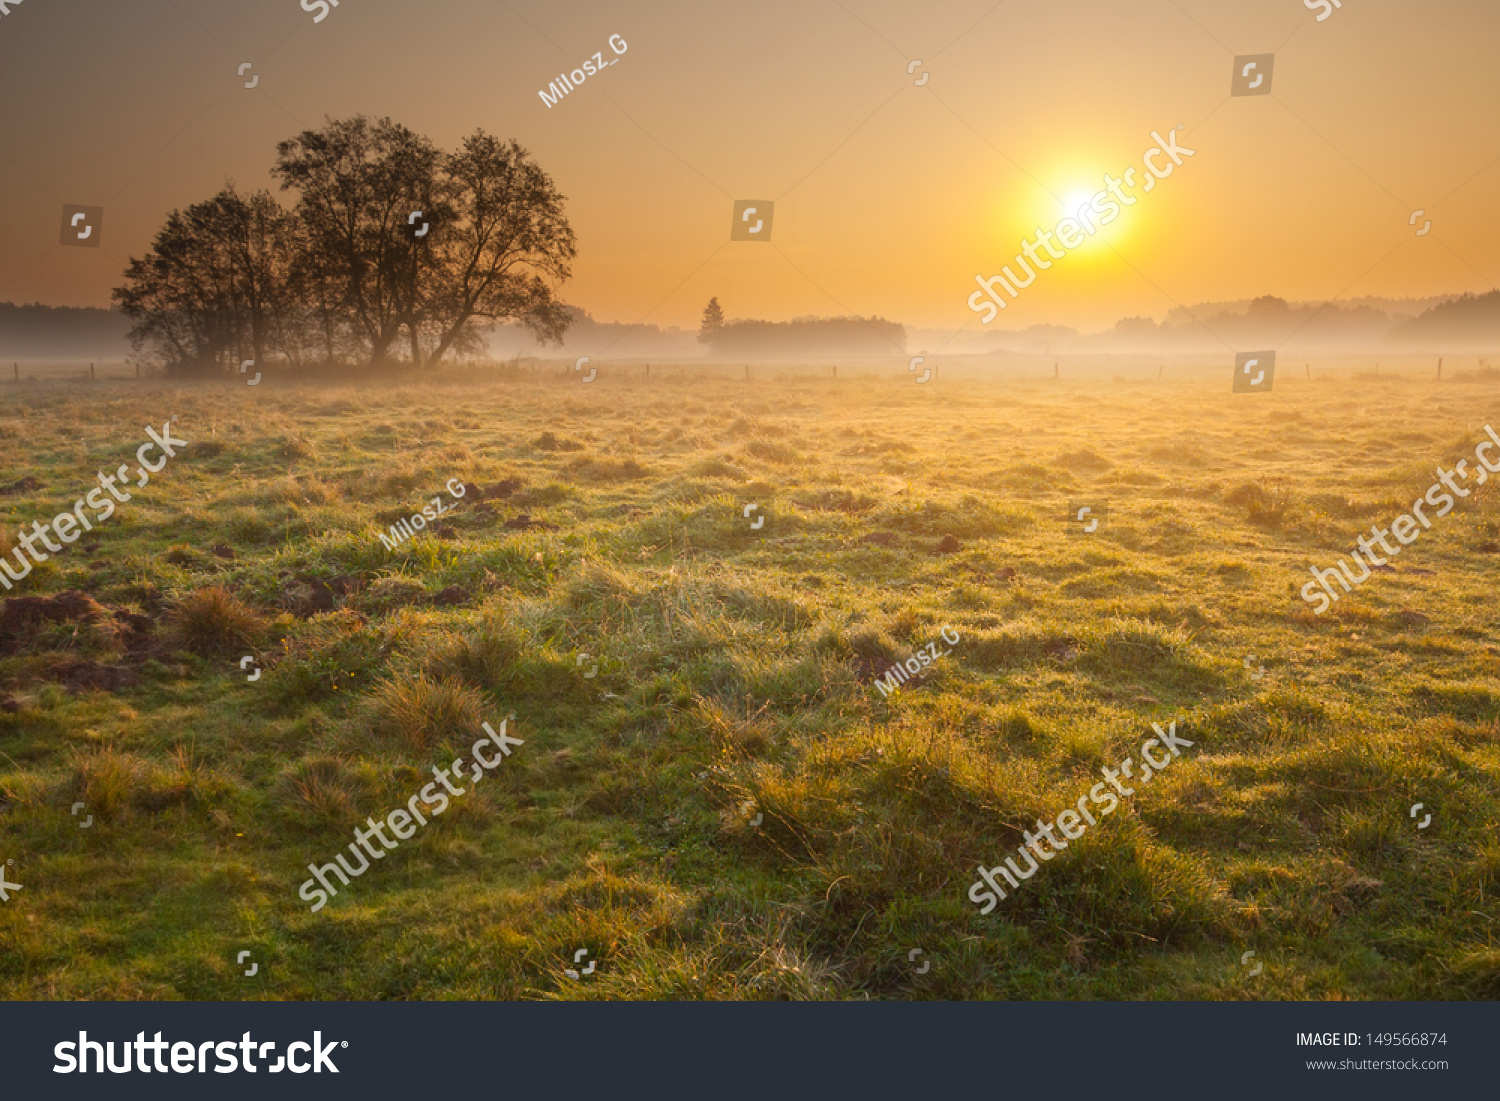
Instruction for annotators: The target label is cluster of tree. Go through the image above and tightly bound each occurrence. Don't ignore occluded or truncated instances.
[487,304,698,359]
[696,298,906,359]
[113,117,577,374]
[1388,290,1500,344]
[1107,295,1398,348]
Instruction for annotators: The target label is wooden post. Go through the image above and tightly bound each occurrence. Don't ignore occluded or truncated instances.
[136,363,140,379]
[1053,362,1058,379]
[745,364,750,380]
[90,362,95,379]
[1305,363,1311,380]
[12,363,16,382]
[832,365,837,379]
[1157,365,1163,381]
[646,363,650,379]
[1437,357,1443,380]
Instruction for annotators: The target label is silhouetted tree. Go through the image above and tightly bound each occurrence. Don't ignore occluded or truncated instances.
[699,297,723,344]
[114,186,298,374]
[273,116,446,368]
[116,116,576,373]
[422,133,576,369]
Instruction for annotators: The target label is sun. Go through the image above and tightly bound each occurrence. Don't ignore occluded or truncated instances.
[984,170,1136,275]
[1059,188,1120,244]
[1047,182,1134,265]
[1062,190,1099,220]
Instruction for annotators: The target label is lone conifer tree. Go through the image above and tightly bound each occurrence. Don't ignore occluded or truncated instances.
[699,297,724,345]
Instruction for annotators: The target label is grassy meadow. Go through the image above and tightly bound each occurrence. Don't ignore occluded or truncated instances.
[1,365,1498,1000]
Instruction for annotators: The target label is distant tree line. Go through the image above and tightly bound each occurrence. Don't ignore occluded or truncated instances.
[1388,290,1500,344]
[0,302,130,357]
[113,116,577,374]
[696,297,906,359]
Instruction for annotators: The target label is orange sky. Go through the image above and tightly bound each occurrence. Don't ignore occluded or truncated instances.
[1,0,1497,333]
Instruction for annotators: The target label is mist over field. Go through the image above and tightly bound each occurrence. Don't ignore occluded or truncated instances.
[5,290,1499,368]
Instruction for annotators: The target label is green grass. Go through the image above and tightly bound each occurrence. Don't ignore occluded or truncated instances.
[1,368,1498,1000]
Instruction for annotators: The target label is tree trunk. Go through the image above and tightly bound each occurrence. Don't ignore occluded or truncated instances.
[426,307,476,371]
[367,322,402,368]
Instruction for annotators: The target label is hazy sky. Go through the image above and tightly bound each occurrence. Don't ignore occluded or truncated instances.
[1,0,1497,333]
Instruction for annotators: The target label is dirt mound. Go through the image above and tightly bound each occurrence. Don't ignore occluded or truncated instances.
[0,590,159,659]
[1044,638,1079,663]
[310,576,358,612]
[504,514,560,532]
[482,479,522,499]
[1,591,109,635]
[53,660,139,692]
[111,609,155,654]
[432,584,470,607]
[282,575,360,617]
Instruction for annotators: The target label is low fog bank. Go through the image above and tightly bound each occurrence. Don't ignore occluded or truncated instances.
[6,291,1500,366]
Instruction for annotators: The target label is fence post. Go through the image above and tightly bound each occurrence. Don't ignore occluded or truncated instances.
[90,362,95,379]
[1437,357,1443,380]
[12,363,16,382]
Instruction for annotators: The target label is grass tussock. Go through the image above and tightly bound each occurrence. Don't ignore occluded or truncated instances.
[362,672,487,753]
[167,586,268,657]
